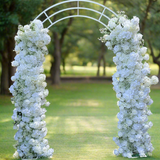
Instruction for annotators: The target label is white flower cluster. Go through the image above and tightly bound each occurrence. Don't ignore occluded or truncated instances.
[100,14,159,158]
[9,20,54,159]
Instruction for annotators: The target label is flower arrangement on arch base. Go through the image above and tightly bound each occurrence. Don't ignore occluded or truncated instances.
[99,12,159,158]
[9,20,54,159]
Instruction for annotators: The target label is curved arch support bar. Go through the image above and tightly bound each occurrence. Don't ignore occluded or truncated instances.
[35,0,118,20]
[47,15,110,30]
[42,7,111,24]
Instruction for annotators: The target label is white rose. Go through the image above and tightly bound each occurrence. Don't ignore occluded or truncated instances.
[127,153,132,158]
[42,147,48,153]
[118,148,123,153]
[108,20,116,29]
[42,46,48,53]
[23,99,30,106]
[36,41,44,47]
[143,54,149,61]
[39,74,46,81]
[27,42,33,47]
[15,45,21,52]
[19,121,25,127]
[119,16,126,24]
[140,47,147,55]
[113,45,121,53]
[147,110,152,116]
[122,43,130,52]
[129,137,134,143]
[140,152,146,157]
[143,77,151,87]
[131,16,139,25]
[103,34,110,40]
[24,25,30,30]
[118,131,123,137]
[126,119,132,126]
[11,61,19,67]
[47,148,54,156]
[40,67,44,73]
[43,139,48,145]
[33,145,42,154]
[44,89,49,97]
[45,102,50,107]
[136,134,141,139]
[105,41,112,50]
[42,28,49,34]
[148,98,153,105]
[11,76,16,81]
[13,151,19,158]
[42,82,47,88]
[14,36,19,41]
[32,19,43,30]
[132,109,137,115]
[30,85,35,90]
[116,92,121,99]
[151,76,159,85]
[113,56,118,64]
[43,34,51,45]
[113,149,119,156]
[41,115,46,119]
[137,33,143,40]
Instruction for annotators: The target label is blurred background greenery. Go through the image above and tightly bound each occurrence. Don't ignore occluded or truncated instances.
[0,0,160,95]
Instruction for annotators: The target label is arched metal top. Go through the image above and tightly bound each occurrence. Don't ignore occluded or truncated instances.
[34,0,118,29]
[48,15,108,29]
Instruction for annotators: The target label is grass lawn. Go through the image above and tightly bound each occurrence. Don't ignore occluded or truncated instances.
[0,82,160,160]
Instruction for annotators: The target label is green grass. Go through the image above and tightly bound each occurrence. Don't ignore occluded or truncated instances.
[0,83,160,160]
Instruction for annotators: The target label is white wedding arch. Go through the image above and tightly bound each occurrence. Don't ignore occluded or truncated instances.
[10,0,159,159]
[34,0,118,29]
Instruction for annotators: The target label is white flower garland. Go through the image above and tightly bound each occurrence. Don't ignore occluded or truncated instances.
[100,14,159,158]
[9,20,54,159]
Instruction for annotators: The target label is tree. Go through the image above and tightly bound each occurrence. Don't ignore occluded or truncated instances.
[61,34,80,74]
[50,17,74,84]
[0,0,42,94]
[96,0,108,76]
[146,0,160,80]
[97,43,107,76]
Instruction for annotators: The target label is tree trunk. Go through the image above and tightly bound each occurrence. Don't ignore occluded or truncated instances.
[141,0,154,35]
[157,64,160,83]
[97,43,106,76]
[95,1,106,76]
[102,43,106,76]
[8,37,16,87]
[50,17,73,84]
[102,55,106,76]
[50,32,61,85]
[0,49,9,94]
[0,37,16,94]
[97,55,102,76]
[62,57,66,74]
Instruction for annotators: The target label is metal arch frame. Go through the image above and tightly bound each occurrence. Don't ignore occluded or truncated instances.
[47,15,108,29]
[34,0,118,29]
